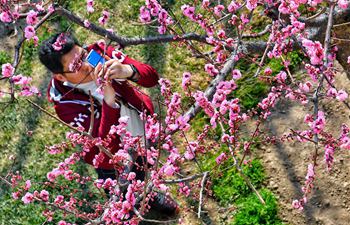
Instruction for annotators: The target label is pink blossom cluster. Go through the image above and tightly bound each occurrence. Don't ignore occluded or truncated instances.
[158,78,172,104]
[304,64,321,81]
[258,89,281,119]
[324,144,335,170]
[1,63,14,77]
[45,142,69,155]
[0,4,20,23]
[181,72,191,91]
[26,10,38,25]
[139,0,173,34]
[180,4,214,36]
[98,10,110,26]
[178,182,191,196]
[8,74,40,97]
[204,63,219,76]
[326,88,348,102]
[102,181,144,224]
[304,111,326,134]
[24,26,38,45]
[339,124,350,149]
[302,39,324,65]
[143,114,159,142]
[86,0,94,13]
[212,80,237,107]
[52,33,67,51]
[193,91,215,117]
[46,153,81,182]
[0,10,13,23]
[293,164,316,210]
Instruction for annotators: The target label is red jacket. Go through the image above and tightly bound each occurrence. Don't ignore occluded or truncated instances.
[47,42,159,169]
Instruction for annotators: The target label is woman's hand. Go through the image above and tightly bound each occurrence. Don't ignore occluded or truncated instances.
[103,59,133,80]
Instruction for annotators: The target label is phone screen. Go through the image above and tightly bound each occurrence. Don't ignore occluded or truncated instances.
[86,49,106,68]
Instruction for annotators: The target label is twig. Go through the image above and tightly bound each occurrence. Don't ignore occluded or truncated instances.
[290,129,317,144]
[88,91,95,135]
[254,39,271,77]
[198,171,208,218]
[0,176,12,186]
[163,172,207,184]
[242,25,271,39]
[304,7,327,22]
[281,55,295,83]
[333,21,350,28]
[332,37,350,42]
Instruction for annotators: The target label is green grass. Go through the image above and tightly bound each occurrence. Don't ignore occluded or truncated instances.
[233,189,284,225]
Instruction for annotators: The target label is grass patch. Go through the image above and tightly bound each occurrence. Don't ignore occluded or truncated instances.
[233,189,284,225]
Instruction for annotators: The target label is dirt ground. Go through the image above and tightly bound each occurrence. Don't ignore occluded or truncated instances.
[258,62,350,225]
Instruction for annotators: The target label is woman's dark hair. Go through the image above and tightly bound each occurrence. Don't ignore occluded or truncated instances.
[38,32,80,73]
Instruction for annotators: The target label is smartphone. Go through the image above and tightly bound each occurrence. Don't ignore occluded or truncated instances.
[86,49,106,68]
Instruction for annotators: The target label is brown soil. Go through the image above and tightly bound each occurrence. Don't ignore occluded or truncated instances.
[258,62,350,225]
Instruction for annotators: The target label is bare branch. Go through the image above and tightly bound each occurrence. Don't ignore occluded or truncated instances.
[88,91,95,135]
[163,172,207,184]
[242,25,271,39]
[197,171,208,218]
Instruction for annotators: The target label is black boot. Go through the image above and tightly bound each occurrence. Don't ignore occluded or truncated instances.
[148,192,179,216]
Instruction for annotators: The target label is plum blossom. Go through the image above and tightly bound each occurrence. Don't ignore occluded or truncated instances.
[12,74,32,85]
[182,72,191,90]
[86,0,94,13]
[193,91,215,117]
[22,192,34,204]
[214,5,225,16]
[298,81,312,93]
[25,180,31,190]
[302,39,324,65]
[276,71,287,83]
[246,0,258,11]
[181,5,196,21]
[163,164,175,176]
[232,69,242,80]
[324,145,335,170]
[52,33,66,51]
[12,192,20,200]
[24,26,36,40]
[139,6,151,23]
[336,90,348,102]
[204,63,219,76]
[292,199,304,210]
[264,67,272,75]
[98,10,110,26]
[26,10,38,25]
[48,4,55,13]
[338,0,349,9]
[216,152,227,164]
[2,63,14,77]
[84,20,91,28]
[39,190,49,202]
[0,11,12,23]
[36,4,45,12]
[327,87,337,97]
[228,1,241,12]
[202,0,210,8]
[311,111,326,134]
